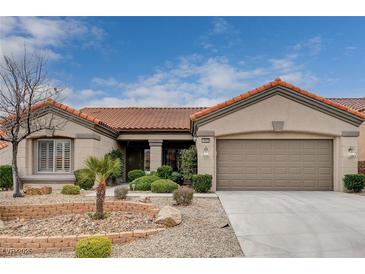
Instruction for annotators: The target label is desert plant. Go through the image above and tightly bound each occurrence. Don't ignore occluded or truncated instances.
[128,169,145,182]
[157,165,173,179]
[61,185,80,195]
[74,169,94,190]
[192,174,212,193]
[129,175,160,191]
[79,156,121,219]
[179,145,197,180]
[151,179,179,193]
[75,236,112,258]
[173,186,194,205]
[105,149,124,183]
[0,165,12,190]
[114,186,129,199]
[169,171,184,185]
[343,174,365,193]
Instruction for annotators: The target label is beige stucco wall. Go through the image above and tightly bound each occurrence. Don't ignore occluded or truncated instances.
[196,95,360,192]
[359,122,365,161]
[7,113,120,184]
[0,144,12,165]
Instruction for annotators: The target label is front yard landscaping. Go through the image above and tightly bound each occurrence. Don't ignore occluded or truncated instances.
[0,189,243,258]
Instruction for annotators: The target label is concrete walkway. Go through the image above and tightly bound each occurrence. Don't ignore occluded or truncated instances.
[86,186,217,198]
[217,191,365,257]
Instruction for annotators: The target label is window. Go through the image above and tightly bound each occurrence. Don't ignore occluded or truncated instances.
[38,139,71,173]
[144,149,150,171]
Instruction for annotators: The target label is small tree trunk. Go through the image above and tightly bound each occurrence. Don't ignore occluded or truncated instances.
[12,143,23,198]
[95,180,106,219]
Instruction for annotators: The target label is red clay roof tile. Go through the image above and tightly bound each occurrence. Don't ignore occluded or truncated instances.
[190,79,365,121]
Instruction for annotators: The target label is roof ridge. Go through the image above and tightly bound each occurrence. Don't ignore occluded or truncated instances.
[80,106,208,110]
[191,78,365,121]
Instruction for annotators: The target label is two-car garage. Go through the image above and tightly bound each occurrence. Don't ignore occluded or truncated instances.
[192,80,364,192]
[216,139,333,191]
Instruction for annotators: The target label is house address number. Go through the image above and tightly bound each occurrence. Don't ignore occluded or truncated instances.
[201,138,210,143]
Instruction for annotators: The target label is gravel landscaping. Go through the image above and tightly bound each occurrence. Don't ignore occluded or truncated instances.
[1,211,162,237]
[1,195,243,258]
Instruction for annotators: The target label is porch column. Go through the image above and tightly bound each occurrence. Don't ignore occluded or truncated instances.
[149,140,163,171]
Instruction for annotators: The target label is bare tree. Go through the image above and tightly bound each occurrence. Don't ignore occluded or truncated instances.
[0,50,62,197]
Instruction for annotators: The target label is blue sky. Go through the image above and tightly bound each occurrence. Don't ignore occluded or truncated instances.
[1,16,364,108]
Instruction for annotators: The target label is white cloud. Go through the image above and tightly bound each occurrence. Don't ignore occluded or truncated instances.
[212,18,230,34]
[0,17,104,61]
[293,36,322,55]
[78,53,318,108]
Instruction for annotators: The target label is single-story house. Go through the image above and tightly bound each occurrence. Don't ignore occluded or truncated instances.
[0,79,364,192]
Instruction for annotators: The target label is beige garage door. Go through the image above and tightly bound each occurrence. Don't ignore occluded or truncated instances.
[217,139,333,190]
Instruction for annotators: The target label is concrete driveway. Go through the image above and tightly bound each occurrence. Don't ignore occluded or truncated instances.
[217,191,365,257]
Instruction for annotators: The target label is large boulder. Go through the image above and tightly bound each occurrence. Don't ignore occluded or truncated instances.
[155,206,182,227]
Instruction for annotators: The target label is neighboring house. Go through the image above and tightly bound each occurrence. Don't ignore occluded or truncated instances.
[0,79,364,192]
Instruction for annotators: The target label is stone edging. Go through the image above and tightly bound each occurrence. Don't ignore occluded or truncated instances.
[0,228,165,255]
[0,201,160,221]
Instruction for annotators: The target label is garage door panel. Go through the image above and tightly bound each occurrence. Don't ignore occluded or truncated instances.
[217,139,333,191]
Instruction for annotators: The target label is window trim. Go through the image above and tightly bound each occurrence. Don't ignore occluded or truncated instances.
[36,139,72,174]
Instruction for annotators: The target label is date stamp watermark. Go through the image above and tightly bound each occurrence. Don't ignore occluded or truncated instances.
[0,248,33,256]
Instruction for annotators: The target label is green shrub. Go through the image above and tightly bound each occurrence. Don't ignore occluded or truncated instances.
[105,149,124,182]
[343,174,365,193]
[0,165,12,190]
[192,174,212,193]
[173,186,193,205]
[149,171,158,176]
[129,175,160,191]
[157,165,173,179]
[179,146,197,180]
[128,169,145,182]
[151,179,178,193]
[74,169,94,190]
[169,171,184,185]
[114,186,129,199]
[61,184,80,195]
[75,236,112,258]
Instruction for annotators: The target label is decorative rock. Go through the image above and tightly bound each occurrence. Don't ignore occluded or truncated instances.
[155,206,182,227]
[0,219,4,230]
[24,186,52,196]
[139,196,151,203]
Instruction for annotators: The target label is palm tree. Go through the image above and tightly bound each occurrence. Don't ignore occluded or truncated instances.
[79,155,121,219]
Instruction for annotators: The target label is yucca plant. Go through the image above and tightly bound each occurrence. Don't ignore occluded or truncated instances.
[79,155,121,219]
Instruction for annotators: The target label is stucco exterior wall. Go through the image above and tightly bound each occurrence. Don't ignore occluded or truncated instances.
[9,113,120,184]
[196,95,360,192]
[359,122,365,161]
[0,144,12,165]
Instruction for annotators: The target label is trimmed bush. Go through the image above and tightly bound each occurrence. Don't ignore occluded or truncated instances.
[74,169,94,190]
[157,165,173,179]
[343,174,365,193]
[179,146,197,180]
[61,184,80,195]
[128,169,145,182]
[0,165,12,190]
[151,179,179,193]
[149,171,158,176]
[75,236,112,258]
[169,171,184,185]
[129,175,160,191]
[114,185,129,199]
[105,149,124,183]
[173,186,194,205]
[192,174,212,193]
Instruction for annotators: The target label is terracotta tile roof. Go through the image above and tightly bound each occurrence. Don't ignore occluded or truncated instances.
[190,78,365,121]
[80,107,206,131]
[327,98,365,113]
[0,130,8,150]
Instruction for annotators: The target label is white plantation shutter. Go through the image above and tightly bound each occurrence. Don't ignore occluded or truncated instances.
[38,139,71,173]
[38,140,54,172]
[55,140,71,172]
